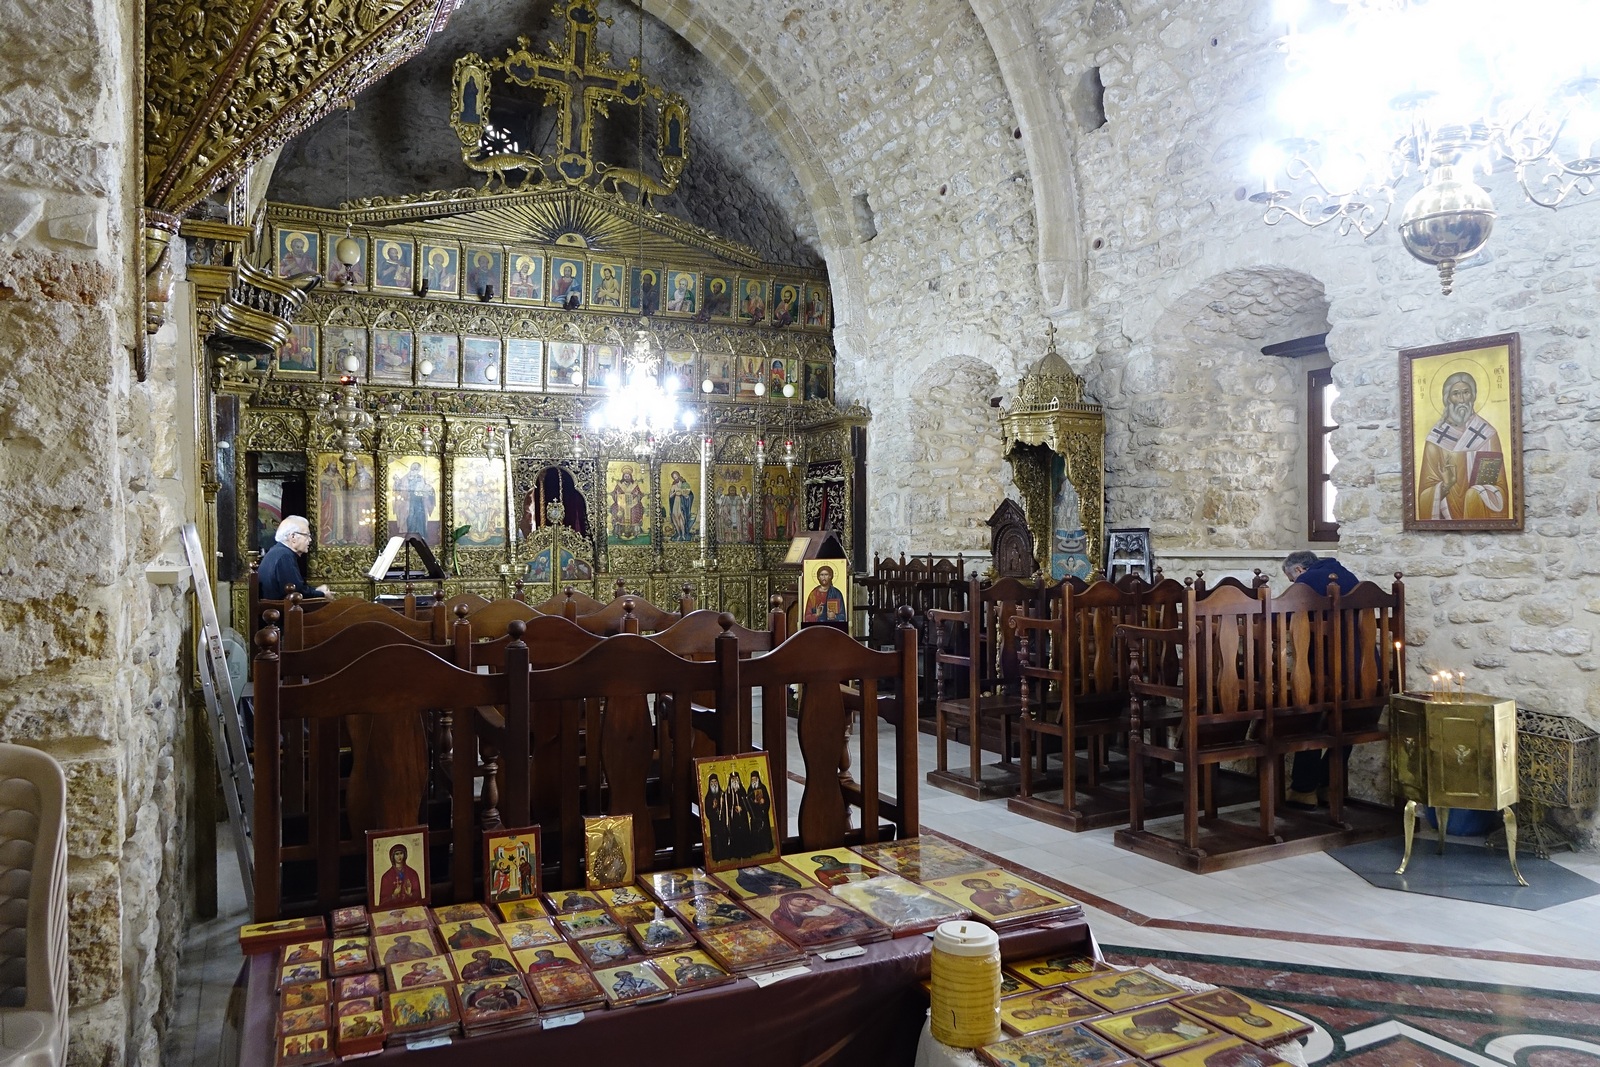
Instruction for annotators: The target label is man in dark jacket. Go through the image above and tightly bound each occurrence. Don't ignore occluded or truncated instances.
[1283,550,1359,595]
[259,516,329,601]
[1282,552,1360,807]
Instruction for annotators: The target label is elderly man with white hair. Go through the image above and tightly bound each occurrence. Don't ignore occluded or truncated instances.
[259,516,330,601]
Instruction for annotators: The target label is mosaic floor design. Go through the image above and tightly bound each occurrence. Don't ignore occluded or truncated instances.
[1103,945,1600,1066]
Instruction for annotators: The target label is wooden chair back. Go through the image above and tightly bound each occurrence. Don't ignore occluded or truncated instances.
[1332,574,1405,735]
[251,631,531,918]
[741,618,919,850]
[648,604,788,753]
[465,598,546,640]
[533,587,606,617]
[1263,581,1339,744]
[526,635,732,887]
[571,594,681,635]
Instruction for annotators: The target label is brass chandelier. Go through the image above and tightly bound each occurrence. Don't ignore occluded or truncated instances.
[1248,0,1600,294]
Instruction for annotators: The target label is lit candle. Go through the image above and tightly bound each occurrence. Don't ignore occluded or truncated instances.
[1430,673,1439,700]
[1394,640,1404,691]
[1440,671,1452,702]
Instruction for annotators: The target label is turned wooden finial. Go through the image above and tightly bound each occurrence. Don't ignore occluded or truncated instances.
[718,611,736,633]
[507,619,526,645]
[455,603,470,620]
[254,620,281,660]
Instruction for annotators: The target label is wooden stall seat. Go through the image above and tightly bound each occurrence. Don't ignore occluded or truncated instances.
[1115,583,1278,870]
[440,591,492,615]
[284,593,446,649]
[649,602,788,755]
[927,576,1037,799]
[743,618,920,849]
[1191,570,1270,596]
[1262,581,1341,817]
[1009,580,1143,830]
[463,598,546,638]
[1329,574,1405,810]
[858,552,970,729]
[251,629,531,919]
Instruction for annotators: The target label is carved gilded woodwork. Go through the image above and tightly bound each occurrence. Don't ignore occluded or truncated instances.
[1000,327,1106,577]
[144,0,460,218]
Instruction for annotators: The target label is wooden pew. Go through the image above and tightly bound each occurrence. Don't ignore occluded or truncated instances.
[744,616,920,849]
[250,627,530,919]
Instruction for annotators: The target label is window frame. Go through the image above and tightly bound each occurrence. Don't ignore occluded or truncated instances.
[1307,366,1339,543]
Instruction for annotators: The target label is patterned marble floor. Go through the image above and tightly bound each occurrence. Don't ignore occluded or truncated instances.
[163,717,1600,1067]
[1103,946,1600,1065]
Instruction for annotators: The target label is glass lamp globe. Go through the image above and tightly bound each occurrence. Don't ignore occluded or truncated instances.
[1399,165,1496,295]
[335,234,362,267]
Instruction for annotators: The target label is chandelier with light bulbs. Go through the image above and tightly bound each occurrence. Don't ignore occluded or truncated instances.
[1248,0,1600,294]
[586,324,697,455]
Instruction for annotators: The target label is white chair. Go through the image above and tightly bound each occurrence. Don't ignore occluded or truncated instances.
[0,746,66,1067]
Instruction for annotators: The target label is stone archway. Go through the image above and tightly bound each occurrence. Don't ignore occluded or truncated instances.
[1110,267,1330,549]
[870,354,1008,558]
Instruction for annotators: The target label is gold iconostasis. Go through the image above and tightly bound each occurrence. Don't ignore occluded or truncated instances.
[222,185,863,628]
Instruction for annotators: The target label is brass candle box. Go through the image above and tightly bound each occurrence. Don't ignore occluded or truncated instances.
[1390,691,1525,886]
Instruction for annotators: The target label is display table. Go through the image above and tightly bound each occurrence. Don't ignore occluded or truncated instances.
[234,917,1092,1067]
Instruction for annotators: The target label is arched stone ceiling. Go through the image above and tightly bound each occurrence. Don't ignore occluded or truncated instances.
[267,0,823,267]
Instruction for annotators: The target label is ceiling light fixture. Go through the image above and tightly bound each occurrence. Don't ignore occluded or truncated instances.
[1248,0,1600,294]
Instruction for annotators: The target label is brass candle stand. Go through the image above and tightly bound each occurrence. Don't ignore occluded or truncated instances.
[1390,690,1525,886]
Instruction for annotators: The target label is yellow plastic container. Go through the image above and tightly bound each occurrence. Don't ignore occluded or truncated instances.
[929,919,1000,1048]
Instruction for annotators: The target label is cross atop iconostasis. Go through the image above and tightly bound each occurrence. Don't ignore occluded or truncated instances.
[450,0,691,203]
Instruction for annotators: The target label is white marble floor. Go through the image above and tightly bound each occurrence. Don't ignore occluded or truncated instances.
[892,729,1600,996]
[163,715,1600,1067]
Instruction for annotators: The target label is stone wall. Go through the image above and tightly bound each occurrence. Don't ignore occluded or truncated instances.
[1105,267,1330,550]
[643,0,1048,559]
[0,0,192,1058]
[1028,0,1600,832]
[871,355,1011,556]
